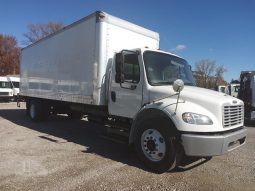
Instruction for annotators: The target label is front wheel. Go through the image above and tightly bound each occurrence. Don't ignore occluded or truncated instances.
[134,119,180,173]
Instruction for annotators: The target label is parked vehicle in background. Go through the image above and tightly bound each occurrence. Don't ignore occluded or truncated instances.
[7,76,20,100]
[228,83,240,98]
[19,11,247,172]
[238,71,255,121]
[0,76,13,102]
[216,85,228,94]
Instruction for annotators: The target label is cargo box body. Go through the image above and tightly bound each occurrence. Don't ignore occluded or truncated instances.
[20,11,159,106]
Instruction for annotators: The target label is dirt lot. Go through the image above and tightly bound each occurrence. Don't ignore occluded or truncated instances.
[0,102,255,191]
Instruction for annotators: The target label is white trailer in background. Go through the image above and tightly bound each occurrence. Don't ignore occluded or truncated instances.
[20,11,247,172]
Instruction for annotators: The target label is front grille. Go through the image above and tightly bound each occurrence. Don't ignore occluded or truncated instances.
[0,92,9,96]
[223,105,244,128]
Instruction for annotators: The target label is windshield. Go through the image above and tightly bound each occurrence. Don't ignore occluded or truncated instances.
[0,81,11,88]
[143,51,195,86]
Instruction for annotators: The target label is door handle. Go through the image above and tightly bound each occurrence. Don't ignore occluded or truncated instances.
[130,85,137,90]
[111,91,116,102]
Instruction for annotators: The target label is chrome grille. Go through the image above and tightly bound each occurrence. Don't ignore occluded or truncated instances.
[223,105,243,128]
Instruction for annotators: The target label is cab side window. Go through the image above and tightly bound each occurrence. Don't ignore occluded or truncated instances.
[123,53,140,83]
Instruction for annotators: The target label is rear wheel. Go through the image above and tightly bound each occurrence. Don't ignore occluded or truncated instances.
[28,99,49,122]
[134,119,181,173]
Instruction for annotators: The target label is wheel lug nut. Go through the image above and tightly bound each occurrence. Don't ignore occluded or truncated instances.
[159,137,164,143]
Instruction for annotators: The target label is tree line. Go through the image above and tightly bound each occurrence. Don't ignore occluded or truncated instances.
[194,59,227,89]
[0,21,227,89]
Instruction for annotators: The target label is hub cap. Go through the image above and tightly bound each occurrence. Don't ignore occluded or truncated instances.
[141,129,166,162]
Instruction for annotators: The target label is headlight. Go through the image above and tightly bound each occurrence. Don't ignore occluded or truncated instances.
[182,112,213,125]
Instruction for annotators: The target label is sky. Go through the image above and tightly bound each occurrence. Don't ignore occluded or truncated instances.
[1,0,254,82]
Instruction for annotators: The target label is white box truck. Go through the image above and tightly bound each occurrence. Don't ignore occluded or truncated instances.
[0,76,13,101]
[20,11,247,172]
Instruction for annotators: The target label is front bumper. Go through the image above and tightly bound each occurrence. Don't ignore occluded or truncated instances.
[181,127,247,156]
[0,96,12,100]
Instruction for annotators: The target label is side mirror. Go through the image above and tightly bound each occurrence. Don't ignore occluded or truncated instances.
[173,79,184,92]
[115,73,125,84]
[173,79,184,113]
[115,53,124,83]
[115,50,139,89]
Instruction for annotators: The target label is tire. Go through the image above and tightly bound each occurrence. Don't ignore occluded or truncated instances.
[134,118,181,173]
[28,99,49,122]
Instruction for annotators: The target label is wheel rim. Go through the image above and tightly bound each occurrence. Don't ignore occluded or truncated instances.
[30,104,36,119]
[141,129,166,162]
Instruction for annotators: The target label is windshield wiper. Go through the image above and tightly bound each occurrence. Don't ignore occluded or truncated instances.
[184,82,194,86]
[151,81,173,85]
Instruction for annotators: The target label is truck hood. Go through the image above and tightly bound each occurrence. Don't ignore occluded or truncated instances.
[179,86,240,106]
[147,85,244,132]
[148,85,240,106]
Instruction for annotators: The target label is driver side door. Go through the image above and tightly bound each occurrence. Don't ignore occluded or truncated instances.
[108,51,143,118]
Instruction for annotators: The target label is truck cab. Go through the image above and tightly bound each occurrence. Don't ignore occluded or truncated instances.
[217,85,228,94]
[7,76,20,100]
[0,76,13,101]
[109,48,247,172]
[228,83,240,98]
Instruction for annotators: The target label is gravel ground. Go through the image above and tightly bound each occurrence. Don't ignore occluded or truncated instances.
[0,102,255,191]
